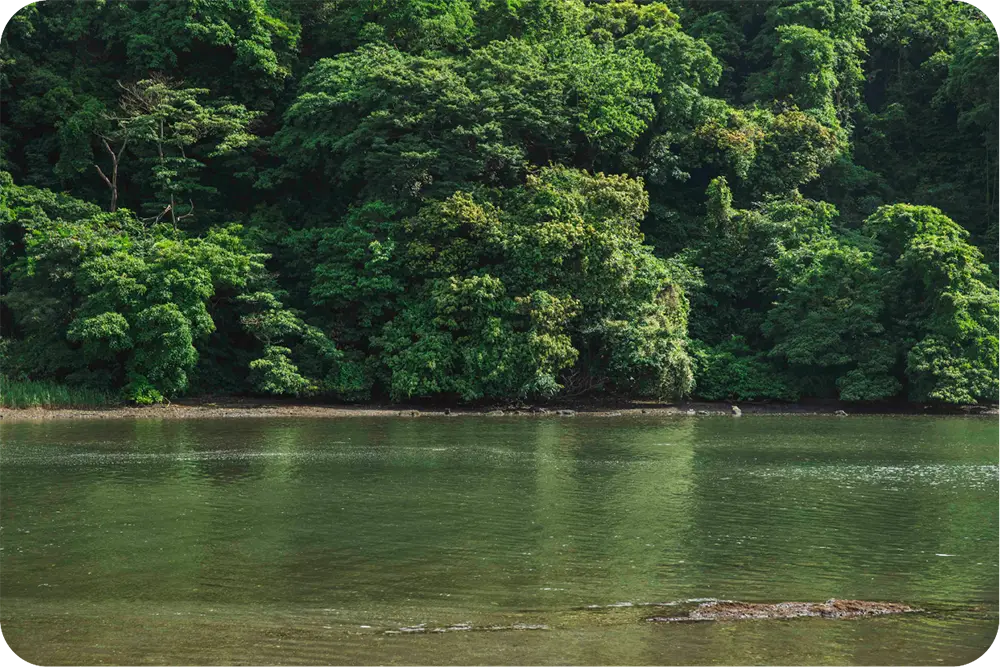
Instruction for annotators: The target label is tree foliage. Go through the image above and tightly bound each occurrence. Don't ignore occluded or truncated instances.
[1,0,996,405]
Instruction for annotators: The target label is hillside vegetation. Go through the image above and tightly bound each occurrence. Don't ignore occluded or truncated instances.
[1,0,996,405]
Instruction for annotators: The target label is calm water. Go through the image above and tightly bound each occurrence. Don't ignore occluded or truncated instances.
[1,415,997,665]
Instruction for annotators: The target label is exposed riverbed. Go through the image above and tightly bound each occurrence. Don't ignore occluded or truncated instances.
[3,397,996,422]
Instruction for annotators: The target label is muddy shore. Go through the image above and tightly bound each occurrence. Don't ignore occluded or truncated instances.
[1,396,996,422]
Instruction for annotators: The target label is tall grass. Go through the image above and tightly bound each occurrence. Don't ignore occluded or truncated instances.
[0,377,114,408]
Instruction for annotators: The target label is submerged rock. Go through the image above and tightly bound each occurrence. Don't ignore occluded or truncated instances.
[398,624,427,633]
[647,599,917,622]
[386,622,547,635]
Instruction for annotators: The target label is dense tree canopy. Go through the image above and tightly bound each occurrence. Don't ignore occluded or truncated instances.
[2,0,996,405]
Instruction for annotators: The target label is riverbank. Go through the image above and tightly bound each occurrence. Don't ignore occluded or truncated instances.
[1,396,996,421]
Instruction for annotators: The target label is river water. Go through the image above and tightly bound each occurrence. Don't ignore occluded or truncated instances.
[1,415,996,664]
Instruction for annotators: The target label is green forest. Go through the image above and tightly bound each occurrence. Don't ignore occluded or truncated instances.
[1,0,997,407]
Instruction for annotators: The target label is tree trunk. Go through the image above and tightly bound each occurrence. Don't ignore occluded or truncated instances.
[94,136,125,212]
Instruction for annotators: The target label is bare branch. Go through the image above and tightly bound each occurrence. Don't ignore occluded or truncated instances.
[175,199,195,222]
[101,136,127,163]
[558,369,607,398]
[94,164,112,189]
[94,135,125,212]
[143,203,172,225]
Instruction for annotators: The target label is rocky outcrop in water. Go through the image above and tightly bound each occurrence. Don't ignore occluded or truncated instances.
[647,599,917,622]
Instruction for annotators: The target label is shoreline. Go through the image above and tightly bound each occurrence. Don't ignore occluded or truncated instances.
[1,397,996,422]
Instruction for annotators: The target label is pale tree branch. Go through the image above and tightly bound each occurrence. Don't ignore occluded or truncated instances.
[143,203,172,225]
[95,132,128,212]
[94,164,112,189]
[175,199,195,222]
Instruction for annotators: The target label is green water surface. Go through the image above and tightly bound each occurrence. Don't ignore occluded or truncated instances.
[1,415,997,665]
